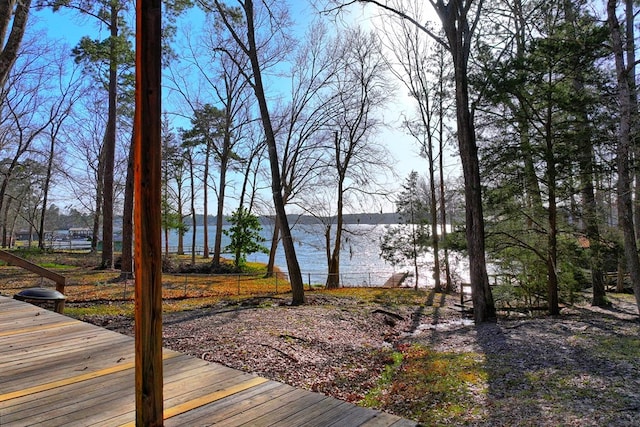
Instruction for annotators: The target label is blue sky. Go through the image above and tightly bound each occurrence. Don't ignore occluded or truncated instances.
[30,1,458,214]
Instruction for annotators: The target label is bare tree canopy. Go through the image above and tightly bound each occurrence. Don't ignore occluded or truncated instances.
[0,0,32,89]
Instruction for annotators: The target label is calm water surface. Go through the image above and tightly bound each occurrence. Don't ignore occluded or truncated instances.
[165,223,417,286]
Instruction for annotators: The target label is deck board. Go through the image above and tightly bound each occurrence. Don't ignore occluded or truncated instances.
[0,296,418,426]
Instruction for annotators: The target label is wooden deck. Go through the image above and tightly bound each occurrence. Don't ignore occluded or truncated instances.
[0,296,417,426]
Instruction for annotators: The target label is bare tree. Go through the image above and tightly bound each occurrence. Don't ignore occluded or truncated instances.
[38,55,85,250]
[167,21,255,266]
[202,0,306,304]
[60,90,108,252]
[43,0,135,268]
[320,26,393,289]
[382,4,454,291]
[265,20,337,277]
[0,35,61,246]
[334,0,496,322]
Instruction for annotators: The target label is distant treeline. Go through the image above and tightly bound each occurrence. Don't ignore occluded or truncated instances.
[194,212,404,226]
[37,210,404,233]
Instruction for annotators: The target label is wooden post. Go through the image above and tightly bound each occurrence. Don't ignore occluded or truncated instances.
[134,0,163,425]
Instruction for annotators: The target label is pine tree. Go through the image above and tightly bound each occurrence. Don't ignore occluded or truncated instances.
[380,171,430,290]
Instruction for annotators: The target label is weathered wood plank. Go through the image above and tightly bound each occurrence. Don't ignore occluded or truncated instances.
[0,327,133,372]
[265,393,346,426]
[210,387,311,427]
[6,353,196,426]
[360,411,417,426]
[1,367,134,424]
[0,338,134,389]
[0,321,121,349]
[388,418,422,426]
[234,389,329,427]
[325,404,383,426]
[0,296,418,426]
[384,272,409,288]
[0,320,77,339]
[0,303,51,316]
[0,308,70,325]
[163,381,288,426]
[8,353,196,427]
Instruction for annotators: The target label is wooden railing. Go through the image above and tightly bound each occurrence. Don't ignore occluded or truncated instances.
[0,250,66,294]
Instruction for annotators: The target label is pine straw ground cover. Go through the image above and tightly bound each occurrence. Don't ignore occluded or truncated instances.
[1,252,639,426]
[79,290,638,426]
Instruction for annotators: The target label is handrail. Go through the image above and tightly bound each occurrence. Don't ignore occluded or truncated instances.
[0,250,66,294]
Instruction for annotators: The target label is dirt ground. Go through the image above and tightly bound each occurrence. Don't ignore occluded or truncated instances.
[79,291,640,426]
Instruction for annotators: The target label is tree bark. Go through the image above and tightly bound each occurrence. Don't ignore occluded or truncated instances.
[101,3,119,269]
[38,129,56,250]
[545,95,559,316]
[202,144,210,259]
[608,0,640,313]
[326,184,344,289]
[437,1,495,322]
[266,219,280,277]
[188,150,197,265]
[240,0,305,304]
[119,131,135,280]
[562,0,606,307]
[437,52,453,293]
[0,0,31,89]
[212,145,230,268]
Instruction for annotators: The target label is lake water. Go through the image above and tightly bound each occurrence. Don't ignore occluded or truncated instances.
[167,223,471,288]
[164,223,435,287]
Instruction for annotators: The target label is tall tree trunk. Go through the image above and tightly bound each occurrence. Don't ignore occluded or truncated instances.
[202,145,210,259]
[101,4,119,269]
[411,209,420,290]
[2,198,13,248]
[562,0,606,306]
[429,157,441,292]
[356,0,493,321]
[438,56,453,293]
[188,151,197,265]
[608,0,640,313]
[212,151,229,268]
[119,132,135,280]
[326,201,343,290]
[0,0,31,89]
[326,132,345,290]
[242,0,304,304]
[437,0,495,322]
[624,0,640,241]
[266,220,280,277]
[38,131,56,250]
[90,142,105,253]
[177,184,185,255]
[545,97,559,315]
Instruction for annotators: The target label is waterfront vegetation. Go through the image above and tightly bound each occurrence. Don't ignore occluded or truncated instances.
[1,250,639,425]
[0,249,432,317]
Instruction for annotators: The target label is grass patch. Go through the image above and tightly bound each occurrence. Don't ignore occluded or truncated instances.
[316,287,431,306]
[593,335,640,361]
[64,302,135,317]
[363,343,487,426]
[360,350,404,407]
